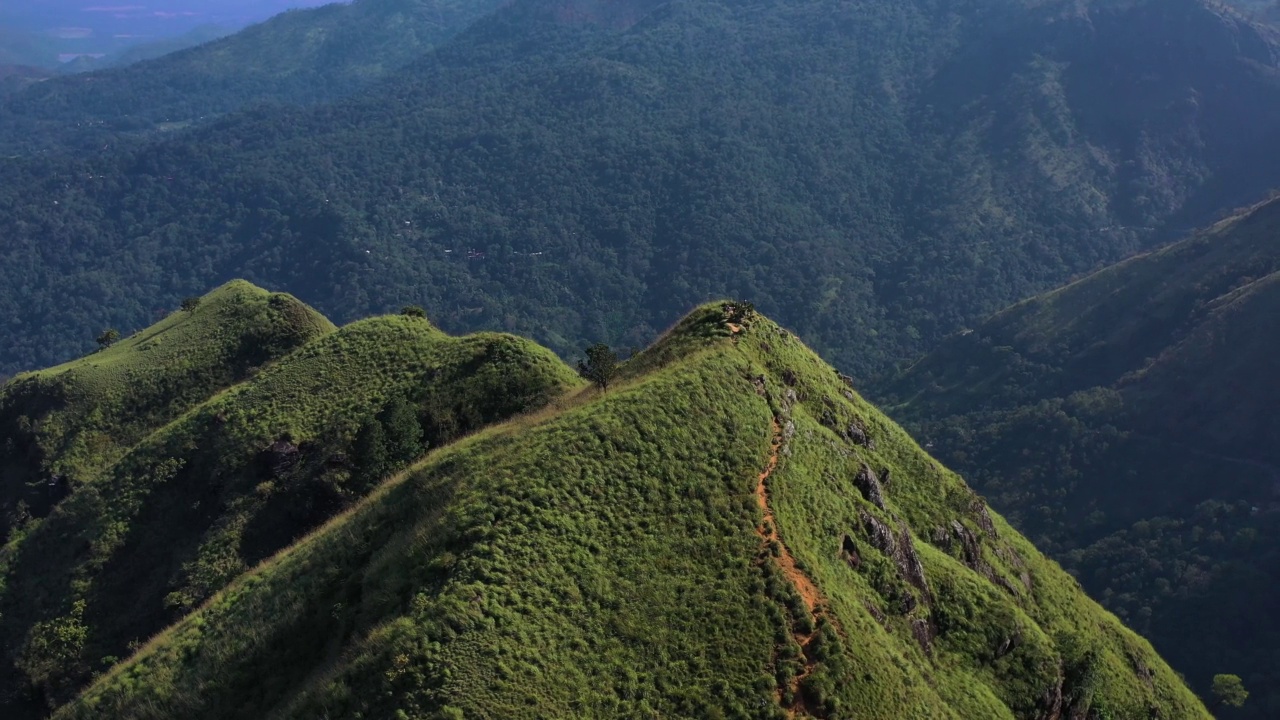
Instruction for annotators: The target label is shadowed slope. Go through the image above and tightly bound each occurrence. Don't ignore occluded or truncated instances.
[0,280,332,536]
[884,197,1280,716]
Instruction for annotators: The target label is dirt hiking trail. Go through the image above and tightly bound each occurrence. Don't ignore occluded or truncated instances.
[755,418,829,718]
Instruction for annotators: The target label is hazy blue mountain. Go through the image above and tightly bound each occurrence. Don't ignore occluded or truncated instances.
[55,26,235,74]
[0,1,332,60]
[0,0,507,153]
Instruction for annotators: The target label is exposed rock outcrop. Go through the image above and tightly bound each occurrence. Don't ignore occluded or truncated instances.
[261,439,301,478]
[853,464,886,509]
[860,511,931,600]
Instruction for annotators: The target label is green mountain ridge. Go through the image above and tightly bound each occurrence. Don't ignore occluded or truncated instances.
[0,282,1210,718]
[0,282,581,716]
[0,280,333,540]
[883,197,1280,717]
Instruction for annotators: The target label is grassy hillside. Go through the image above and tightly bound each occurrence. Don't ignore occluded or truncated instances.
[3,0,1280,381]
[0,280,332,540]
[0,284,581,717]
[53,304,1209,720]
[883,197,1280,717]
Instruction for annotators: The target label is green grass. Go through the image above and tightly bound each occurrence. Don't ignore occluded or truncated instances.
[0,279,334,485]
[0,286,581,716]
[50,303,1209,720]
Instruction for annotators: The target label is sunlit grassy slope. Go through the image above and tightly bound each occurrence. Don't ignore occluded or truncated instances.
[56,304,1209,720]
[0,282,581,717]
[0,279,333,484]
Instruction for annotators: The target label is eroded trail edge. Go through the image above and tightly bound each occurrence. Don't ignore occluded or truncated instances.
[755,417,827,717]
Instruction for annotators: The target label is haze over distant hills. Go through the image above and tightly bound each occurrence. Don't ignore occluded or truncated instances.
[0,0,509,153]
[0,0,333,66]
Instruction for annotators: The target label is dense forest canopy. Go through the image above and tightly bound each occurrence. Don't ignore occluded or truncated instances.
[0,0,509,155]
[882,198,1280,718]
[2,0,1280,382]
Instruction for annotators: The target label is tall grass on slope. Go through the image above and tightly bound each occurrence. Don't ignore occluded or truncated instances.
[0,279,333,486]
[56,305,1210,720]
[0,310,578,715]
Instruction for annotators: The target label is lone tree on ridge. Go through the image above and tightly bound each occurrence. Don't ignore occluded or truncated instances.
[1212,674,1248,709]
[578,343,619,391]
[96,328,120,349]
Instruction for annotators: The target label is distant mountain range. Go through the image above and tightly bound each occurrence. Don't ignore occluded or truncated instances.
[2,0,1280,383]
[54,25,234,75]
[0,0,509,154]
[0,1,333,65]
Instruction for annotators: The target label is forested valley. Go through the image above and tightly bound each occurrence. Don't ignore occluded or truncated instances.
[884,198,1280,717]
[3,0,1280,383]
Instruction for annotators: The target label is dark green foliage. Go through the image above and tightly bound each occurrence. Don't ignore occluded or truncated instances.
[46,302,1207,720]
[723,301,755,326]
[883,198,1280,717]
[401,305,428,319]
[94,329,118,349]
[352,417,389,487]
[353,398,425,486]
[378,398,423,466]
[0,0,510,155]
[2,0,1280,380]
[1213,674,1249,708]
[577,343,619,390]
